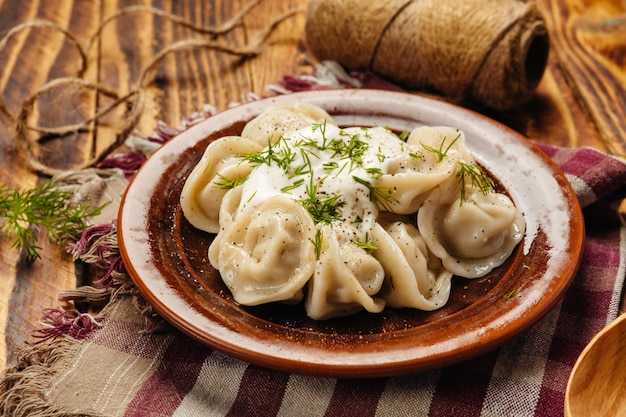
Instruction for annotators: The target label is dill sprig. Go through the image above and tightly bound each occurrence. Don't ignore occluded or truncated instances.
[352,175,397,212]
[297,180,346,224]
[280,178,305,193]
[421,133,461,162]
[310,228,323,259]
[239,136,296,173]
[213,173,248,190]
[336,131,369,168]
[0,180,108,260]
[456,161,495,203]
[354,233,377,252]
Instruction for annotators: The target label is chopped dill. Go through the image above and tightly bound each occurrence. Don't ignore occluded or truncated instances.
[421,133,461,162]
[333,132,369,170]
[310,228,323,259]
[311,120,328,145]
[297,180,345,224]
[280,178,305,193]
[239,136,296,173]
[456,161,495,203]
[376,146,387,162]
[503,289,516,301]
[323,161,339,172]
[213,173,248,190]
[354,233,377,252]
[365,167,384,179]
[246,190,257,204]
[352,175,397,212]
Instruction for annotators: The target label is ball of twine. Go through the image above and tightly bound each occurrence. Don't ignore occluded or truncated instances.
[305,0,550,110]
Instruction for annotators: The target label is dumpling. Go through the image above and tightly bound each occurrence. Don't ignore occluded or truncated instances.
[418,182,526,278]
[241,103,337,147]
[406,126,474,164]
[305,224,386,320]
[373,221,452,310]
[207,186,243,268]
[210,195,317,305]
[180,136,261,233]
[374,142,460,214]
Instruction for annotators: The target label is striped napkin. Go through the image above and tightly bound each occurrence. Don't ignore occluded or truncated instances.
[1,104,625,417]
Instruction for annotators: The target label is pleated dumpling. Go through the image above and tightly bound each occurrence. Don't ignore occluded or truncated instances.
[418,182,526,278]
[241,103,337,147]
[210,195,317,305]
[180,136,262,233]
[373,221,452,310]
[374,143,460,214]
[305,224,386,320]
[406,125,474,164]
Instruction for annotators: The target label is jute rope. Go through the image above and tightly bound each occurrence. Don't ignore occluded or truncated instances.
[305,0,550,111]
[0,0,304,176]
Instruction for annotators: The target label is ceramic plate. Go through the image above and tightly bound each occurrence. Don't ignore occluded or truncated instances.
[118,89,584,378]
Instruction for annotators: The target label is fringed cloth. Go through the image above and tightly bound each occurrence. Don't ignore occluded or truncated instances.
[1,68,625,417]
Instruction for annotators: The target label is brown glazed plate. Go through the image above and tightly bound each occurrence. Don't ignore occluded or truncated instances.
[118,89,584,378]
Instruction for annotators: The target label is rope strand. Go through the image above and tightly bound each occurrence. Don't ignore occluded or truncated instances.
[0,0,302,176]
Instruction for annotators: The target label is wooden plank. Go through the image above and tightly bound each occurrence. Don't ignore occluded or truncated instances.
[0,0,102,369]
[537,0,626,155]
[0,0,312,371]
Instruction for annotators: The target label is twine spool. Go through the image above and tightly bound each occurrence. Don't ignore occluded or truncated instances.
[305,0,550,110]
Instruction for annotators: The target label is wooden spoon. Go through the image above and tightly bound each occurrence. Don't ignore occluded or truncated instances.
[565,313,626,417]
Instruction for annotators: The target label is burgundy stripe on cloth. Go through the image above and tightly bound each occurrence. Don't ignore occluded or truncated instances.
[225,365,290,417]
[428,349,500,417]
[124,337,211,416]
[325,378,387,417]
[534,144,626,204]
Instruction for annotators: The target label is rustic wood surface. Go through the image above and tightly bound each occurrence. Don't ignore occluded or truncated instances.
[0,0,624,371]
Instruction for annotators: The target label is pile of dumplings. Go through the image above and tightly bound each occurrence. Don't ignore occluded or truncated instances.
[180,103,525,320]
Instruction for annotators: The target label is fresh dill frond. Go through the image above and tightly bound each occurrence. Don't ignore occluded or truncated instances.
[376,146,387,162]
[246,190,257,204]
[456,161,495,203]
[421,133,461,162]
[310,228,323,259]
[398,130,410,142]
[352,175,397,212]
[365,167,384,179]
[322,161,339,172]
[354,234,377,252]
[0,180,108,260]
[239,136,296,173]
[213,173,248,190]
[280,178,305,193]
[311,120,328,145]
[290,147,314,178]
[503,289,517,301]
[340,132,369,168]
[298,181,346,224]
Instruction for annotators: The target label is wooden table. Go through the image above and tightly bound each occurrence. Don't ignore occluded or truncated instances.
[0,0,624,372]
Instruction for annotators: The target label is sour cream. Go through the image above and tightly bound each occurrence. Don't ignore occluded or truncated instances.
[237,123,411,244]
